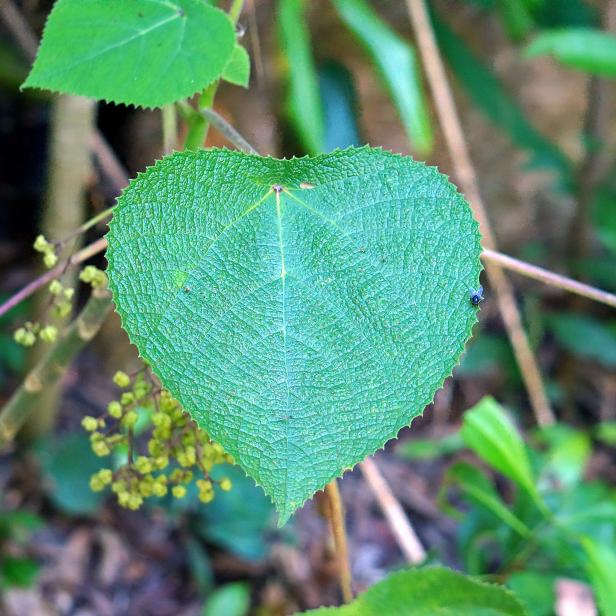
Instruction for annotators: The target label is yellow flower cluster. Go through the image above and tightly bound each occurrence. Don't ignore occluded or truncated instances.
[33,234,58,269]
[83,367,233,510]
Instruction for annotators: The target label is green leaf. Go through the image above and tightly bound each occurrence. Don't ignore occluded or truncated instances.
[222,44,250,88]
[192,464,274,561]
[333,0,433,155]
[202,582,250,616]
[22,0,236,108]
[461,397,538,502]
[526,28,616,76]
[545,313,616,367]
[396,432,464,461]
[431,11,569,179]
[301,567,528,615]
[593,174,616,254]
[596,421,616,446]
[106,147,482,523]
[35,432,106,515]
[581,538,616,616]
[447,462,531,537]
[506,572,556,616]
[278,0,324,155]
[319,61,362,152]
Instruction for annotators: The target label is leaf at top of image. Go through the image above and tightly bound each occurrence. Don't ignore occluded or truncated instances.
[301,567,527,615]
[22,0,236,108]
[106,147,482,524]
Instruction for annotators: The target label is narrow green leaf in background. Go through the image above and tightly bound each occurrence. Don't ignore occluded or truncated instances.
[431,11,569,179]
[526,28,616,77]
[447,462,531,537]
[319,61,362,152]
[334,0,433,155]
[581,538,616,616]
[278,0,324,155]
[545,313,616,367]
[222,44,251,88]
[22,0,236,108]
[106,147,482,523]
[461,397,539,502]
[302,567,528,615]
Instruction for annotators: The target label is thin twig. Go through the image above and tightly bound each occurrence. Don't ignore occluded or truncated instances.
[360,458,427,564]
[324,480,353,603]
[405,0,555,426]
[0,237,107,318]
[202,108,258,154]
[482,249,616,310]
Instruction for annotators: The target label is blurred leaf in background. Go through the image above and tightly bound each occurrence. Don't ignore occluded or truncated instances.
[35,432,106,515]
[202,582,250,616]
[334,0,433,154]
[506,571,556,616]
[526,28,616,76]
[431,10,570,180]
[319,61,362,152]
[397,432,464,461]
[545,313,616,368]
[0,509,42,588]
[582,538,616,616]
[461,397,539,501]
[190,465,275,562]
[456,333,520,384]
[278,0,324,154]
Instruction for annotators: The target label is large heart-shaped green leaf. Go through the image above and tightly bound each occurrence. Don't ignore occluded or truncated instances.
[106,147,482,522]
[22,0,235,108]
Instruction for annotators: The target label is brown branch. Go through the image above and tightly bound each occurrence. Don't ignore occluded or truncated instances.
[360,458,426,564]
[405,0,555,426]
[482,249,616,310]
[0,288,113,448]
[324,480,353,603]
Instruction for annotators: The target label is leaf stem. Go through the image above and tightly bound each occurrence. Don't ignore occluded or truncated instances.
[324,480,353,603]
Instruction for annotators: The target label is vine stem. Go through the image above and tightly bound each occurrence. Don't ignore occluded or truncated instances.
[405,0,555,427]
[324,480,353,603]
[0,288,112,448]
[482,249,616,309]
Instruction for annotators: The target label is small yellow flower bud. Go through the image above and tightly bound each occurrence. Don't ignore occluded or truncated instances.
[49,280,63,295]
[33,234,50,253]
[172,485,187,499]
[81,416,99,432]
[113,371,131,388]
[39,325,58,343]
[43,252,58,269]
[107,401,123,418]
[219,478,232,492]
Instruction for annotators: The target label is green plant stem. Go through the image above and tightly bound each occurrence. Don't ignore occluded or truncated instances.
[0,288,112,448]
[161,104,178,154]
[324,480,353,603]
[228,0,245,24]
[182,0,246,150]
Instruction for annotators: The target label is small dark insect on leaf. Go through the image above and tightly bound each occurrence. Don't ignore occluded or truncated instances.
[183,286,191,293]
[470,286,484,306]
